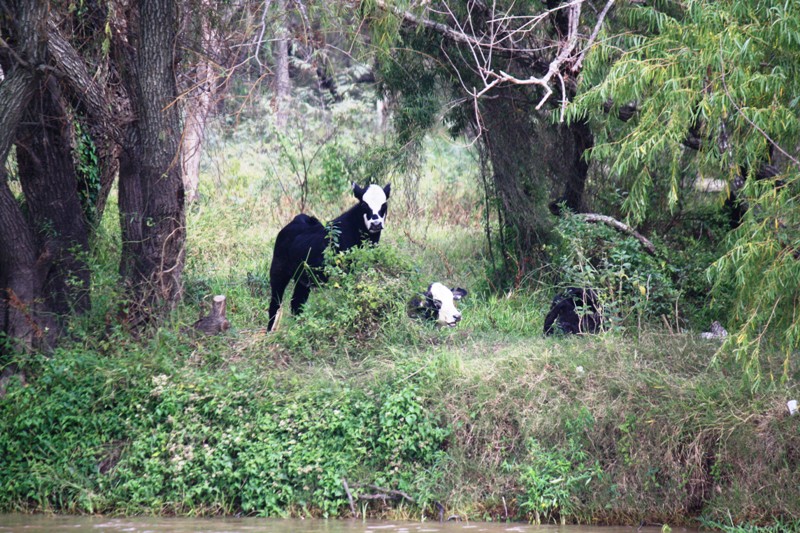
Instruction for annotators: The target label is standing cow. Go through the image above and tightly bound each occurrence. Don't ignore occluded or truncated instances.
[267,182,391,331]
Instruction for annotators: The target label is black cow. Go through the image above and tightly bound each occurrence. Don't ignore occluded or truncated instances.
[267,182,391,331]
[543,287,602,335]
[407,283,468,327]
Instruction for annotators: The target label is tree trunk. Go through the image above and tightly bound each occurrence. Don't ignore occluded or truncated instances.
[273,0,291,129]
[46,19,126,224]
[478,83,595,264]
[479,87,555,259]
[15,76,91,320]
[0,0,53,350]
[181,65,214,204]
[181,0,225,204]
[117,0,186,325]
[557,118,593,213]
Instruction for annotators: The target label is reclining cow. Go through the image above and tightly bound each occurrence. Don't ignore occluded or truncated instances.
[407,283,468,327]
[543,287,603,335]
[267,182,391,331]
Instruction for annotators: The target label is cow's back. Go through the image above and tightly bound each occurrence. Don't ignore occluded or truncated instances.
[272,214,327,271]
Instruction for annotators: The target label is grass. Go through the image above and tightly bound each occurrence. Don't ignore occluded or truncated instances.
[1,95,799,531]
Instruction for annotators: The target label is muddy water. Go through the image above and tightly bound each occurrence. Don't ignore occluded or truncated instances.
[0,515,699,533]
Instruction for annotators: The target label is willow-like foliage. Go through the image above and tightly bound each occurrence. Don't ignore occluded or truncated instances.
[569,0,800,382]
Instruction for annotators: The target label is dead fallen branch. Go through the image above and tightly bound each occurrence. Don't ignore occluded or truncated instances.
[578,213,657,256]
[342,478,357,517]
[348,481,415,504]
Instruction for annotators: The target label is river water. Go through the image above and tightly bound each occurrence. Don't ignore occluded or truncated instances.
[0,516,700,533]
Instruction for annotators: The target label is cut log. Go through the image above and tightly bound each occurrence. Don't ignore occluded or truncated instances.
[192,295,230,335]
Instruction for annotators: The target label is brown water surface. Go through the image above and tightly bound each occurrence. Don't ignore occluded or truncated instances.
[0,515,700,533]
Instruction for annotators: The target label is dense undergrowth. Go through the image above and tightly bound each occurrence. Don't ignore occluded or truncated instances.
[1,97,799,531]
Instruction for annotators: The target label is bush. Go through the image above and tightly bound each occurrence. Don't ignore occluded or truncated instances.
[549,213,679,330]
[518,409,603,524]
[273,243,423,357]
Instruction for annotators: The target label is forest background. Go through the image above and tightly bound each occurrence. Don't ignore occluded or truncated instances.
[1,0,799,531]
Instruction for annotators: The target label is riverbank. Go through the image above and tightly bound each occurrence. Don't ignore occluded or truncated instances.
[2,312,798,530]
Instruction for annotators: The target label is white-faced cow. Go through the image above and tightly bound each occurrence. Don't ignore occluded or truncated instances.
[407,283,468,327]
[267,182,391,331]
[543,287,602,335]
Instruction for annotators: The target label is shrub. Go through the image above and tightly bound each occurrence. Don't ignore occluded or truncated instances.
[518,409,603,524]
[549,213,679,330]
[274,243,422,357]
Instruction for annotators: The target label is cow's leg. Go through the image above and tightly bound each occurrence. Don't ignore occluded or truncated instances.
[543,306,560,336]
[290,281,312,316]
[268,269,291,332]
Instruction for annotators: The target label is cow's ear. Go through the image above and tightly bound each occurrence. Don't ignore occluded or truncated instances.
[352,182,365,200]
[383,183,391,199]
[451,287,468,300]
[407,295,427,318]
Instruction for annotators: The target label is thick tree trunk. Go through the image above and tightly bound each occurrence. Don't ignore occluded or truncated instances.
[0,0,53,350]
[478,88,594,264]
[15,77,91,319]
[480,88,555,258]
[118,0,186,324]
[0,182,51,349]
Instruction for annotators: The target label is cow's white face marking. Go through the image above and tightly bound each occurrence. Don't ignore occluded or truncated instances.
[361,184,388,233]
[428,282,463,326]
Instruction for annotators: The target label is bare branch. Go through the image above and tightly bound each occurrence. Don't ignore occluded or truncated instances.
[373,0,491,50]
[572,0,615,73]
[578,213,657,256]
[254,0,275,70]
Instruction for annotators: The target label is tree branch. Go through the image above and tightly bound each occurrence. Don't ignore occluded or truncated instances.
[47,19,128,141]
[372,0,492,50]
[571,0,615,73]
[578,213,657,256]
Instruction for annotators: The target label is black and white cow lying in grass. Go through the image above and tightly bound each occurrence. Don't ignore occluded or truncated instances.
[267,182,391,331]
[543,287,603,335]
[408,283,468,327]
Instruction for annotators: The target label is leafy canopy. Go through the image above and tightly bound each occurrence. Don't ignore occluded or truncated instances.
[569,0,800,382]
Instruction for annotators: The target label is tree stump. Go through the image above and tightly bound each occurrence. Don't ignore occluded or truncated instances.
[192,295,230,335]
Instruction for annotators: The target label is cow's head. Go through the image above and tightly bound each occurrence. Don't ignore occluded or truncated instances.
[408,282,468,327]
[353,182,391,234]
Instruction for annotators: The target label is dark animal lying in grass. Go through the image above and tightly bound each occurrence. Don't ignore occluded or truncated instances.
[543,287,603,335]
[407,283,468,327]
[267,182,391,331]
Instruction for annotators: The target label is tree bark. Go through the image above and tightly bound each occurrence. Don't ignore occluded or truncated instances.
[15,76,91,320]
[117,0,186,324]
[181,0,226,203]
[557,118,593,212]
[46,18,127,223]
[273,0,291,128]
[0,0,53,350]
[479,87,555,258]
